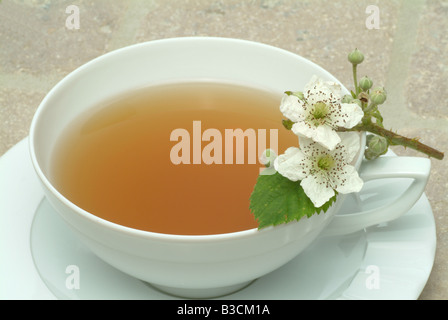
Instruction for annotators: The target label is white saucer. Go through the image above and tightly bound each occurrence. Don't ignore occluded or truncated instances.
[0,137,436,300]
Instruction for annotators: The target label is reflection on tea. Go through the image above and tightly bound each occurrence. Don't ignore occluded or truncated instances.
[51,82,299,235]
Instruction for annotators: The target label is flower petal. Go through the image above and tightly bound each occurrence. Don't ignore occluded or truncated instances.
[334,103,364,129]
[303,75,320,93]
[292,122,341,150]
[279,95,306,123]
[324,81,342,99]
[331,165,364,194]
[297,136,327,158]
[274,147,309,181]
[304,76,341,105]
[333,132,361,163]
[300,174,336,208]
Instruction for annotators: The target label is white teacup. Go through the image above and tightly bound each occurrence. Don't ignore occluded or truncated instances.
[29,37,430,298]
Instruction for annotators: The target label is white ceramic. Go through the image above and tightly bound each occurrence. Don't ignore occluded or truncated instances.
[0,138,436,300]
[28,37,431,298]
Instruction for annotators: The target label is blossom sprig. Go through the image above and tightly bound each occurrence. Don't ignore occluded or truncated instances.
[281,49,444,161]
[250,48,444,229]
[275,75,366,207]
[342,48,444,161]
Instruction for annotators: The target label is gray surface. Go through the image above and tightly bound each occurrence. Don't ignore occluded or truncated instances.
[1,0,446,299]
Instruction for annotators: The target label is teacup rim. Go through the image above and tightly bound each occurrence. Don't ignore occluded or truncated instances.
[29,36,365,243]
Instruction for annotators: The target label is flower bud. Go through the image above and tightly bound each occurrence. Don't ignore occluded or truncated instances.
[365,135,388,160]
[341,94,354,103]
[370,87,387,105]
[359,76,373,91]
[358,92,369,104]
[348,48,364,65]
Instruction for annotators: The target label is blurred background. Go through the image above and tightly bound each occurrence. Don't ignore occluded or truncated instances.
[1,0,446,299]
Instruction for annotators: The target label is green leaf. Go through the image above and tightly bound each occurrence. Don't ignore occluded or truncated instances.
[249,172,337,229]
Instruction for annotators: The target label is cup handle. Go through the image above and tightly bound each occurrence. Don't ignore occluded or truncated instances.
[322,156,431,237]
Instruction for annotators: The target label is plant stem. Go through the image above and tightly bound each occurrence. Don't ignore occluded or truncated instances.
[363,102,378,114]
[339,123,444,160]
[352,64,359,95]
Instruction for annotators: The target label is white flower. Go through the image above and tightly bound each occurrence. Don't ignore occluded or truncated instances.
[273,132,364,208]
[280,76,364,150]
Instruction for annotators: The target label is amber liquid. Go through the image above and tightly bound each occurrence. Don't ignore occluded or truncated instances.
[51,82,299,235]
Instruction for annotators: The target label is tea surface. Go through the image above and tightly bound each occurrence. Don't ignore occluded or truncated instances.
[51,82,299,235]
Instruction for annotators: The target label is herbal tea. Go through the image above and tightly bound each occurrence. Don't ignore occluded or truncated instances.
[51,82,299,235]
